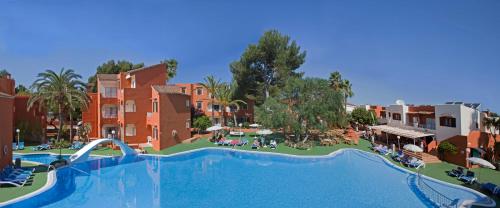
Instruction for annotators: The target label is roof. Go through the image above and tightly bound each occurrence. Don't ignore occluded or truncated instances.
[445,101,481,109]
[96,74,118,80]
[152,85,187,95]
[127,63,165,74]
[370,125,434,139]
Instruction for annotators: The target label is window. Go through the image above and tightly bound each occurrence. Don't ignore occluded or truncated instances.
[388,112,391,117]
[125,100,136,112]
[131,77,136,88]
[196,101,202,109]
[196,87,203,95]
[212,104,220,112]
[381,112,386,118]
[103,106,118,118]
[153,126,158,140]
[229,105,237,112]
[126,124,136,136]
[392,113,401,121]
[186,119,190,128]
[181,87,186,94]
[104,87,117,98]
[186,100,190,108]
[440,116,456,128]
[153,99,158,112]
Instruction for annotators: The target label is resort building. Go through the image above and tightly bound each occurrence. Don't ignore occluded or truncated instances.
[369,101,499,167]
[0,73,47,170]
[82,63,192,151]
[173,83,254,125]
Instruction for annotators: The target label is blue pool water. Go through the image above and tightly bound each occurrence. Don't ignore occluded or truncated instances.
[13,154,100,165]
[6,149,493,208]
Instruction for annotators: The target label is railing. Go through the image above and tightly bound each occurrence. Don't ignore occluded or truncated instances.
[416,168,458,208]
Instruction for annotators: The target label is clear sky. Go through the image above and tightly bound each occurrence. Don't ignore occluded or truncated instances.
[1,0,499,111]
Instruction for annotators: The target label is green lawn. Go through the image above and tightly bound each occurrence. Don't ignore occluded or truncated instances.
[14,145,123,156]
[0,162,49,203]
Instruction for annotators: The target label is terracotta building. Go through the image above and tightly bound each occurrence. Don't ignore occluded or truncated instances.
[174,83,254,125]
[82,64,192,151]
[0,91,14,170]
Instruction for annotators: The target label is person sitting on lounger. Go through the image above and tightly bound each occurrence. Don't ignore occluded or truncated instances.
[251,140,260,149]
[269,140,277,149]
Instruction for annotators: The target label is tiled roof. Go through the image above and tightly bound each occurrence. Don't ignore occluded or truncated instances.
[127,63,165,74]
[96,74,118,80]
[152,85,186,95]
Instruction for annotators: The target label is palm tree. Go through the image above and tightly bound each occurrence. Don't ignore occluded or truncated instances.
[214,83,246,126]
[201,75,221,125]
[483,116,500,162]
[161,59,178,79]
[28,69,89,142]
[342,79,354,111]
[329,71,343,91]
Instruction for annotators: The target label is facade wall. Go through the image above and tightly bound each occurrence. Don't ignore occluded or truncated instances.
[82,93,98,138]
[0,95,14,170]
[13,96,47,143]
[174,83,255,125]
[435,104,463,141]
[386,104,408,127]
[155,92,191,151]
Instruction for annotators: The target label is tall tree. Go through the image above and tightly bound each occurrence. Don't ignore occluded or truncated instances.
[161,59,178,80]
[214,83,246,126]
[329,71,343,91]
[201,75,221,125]
[230,29,306,105]
[88,60,144,92]
[483,115,500,162]
[28,69,89,142]
[342,79,354,111]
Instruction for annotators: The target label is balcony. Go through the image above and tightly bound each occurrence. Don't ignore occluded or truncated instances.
[146,112,154,125]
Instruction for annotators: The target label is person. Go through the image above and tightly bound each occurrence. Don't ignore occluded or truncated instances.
[252,139,260,149]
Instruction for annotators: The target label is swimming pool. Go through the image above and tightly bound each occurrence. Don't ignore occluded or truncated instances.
[4,149,495,208]
[13,154,101,165]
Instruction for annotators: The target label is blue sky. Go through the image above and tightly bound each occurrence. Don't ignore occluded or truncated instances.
[1,0,499,111]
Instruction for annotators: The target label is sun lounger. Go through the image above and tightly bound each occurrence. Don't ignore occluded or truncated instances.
[69,141,83,150]
[379,146,392,155]
[392,151,404,162]
[0,177,28,187]
[237,139,249,146]
[481,183,500,197]
[409,159,425,168]
[458,171,477,184]
[32,144,51,151]
[447,167,464,177]
[5,166,34,176]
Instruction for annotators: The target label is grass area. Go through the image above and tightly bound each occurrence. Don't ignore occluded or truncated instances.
[145,136,372,156]
[0,162,49,203]
[14,145,123,156]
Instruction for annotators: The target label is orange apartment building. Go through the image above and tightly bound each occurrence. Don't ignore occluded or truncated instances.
[0,73,49,170]
[174,83,254,125]
[82,63,192,151]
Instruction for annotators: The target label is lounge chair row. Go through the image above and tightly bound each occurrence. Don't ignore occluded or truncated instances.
[390,150,425,168]
[216,138,249,147]
[447,167,477,184]
[0,166,35,187]
[12,142,25,150]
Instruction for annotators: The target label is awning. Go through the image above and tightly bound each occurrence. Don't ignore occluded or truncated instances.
[370,125,434,139]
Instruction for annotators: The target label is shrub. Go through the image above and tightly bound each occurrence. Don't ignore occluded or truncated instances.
[193,116,211,132]
[438,141,458,155]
